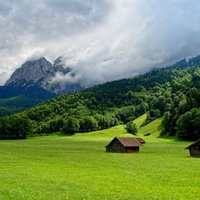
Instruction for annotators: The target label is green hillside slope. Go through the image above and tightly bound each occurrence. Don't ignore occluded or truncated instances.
[2,55,200,140]
[138,117,164,137]
[0,85,56,116]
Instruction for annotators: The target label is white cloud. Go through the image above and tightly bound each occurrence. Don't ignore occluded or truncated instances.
[1,0,200,86]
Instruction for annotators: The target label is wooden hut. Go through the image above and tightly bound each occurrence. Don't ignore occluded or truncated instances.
[105,137,142,153]
[135,138,146,144]
[144,132,150,136]
[185,139,200,157]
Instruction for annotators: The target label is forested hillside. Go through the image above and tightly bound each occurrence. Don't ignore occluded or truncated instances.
[1,55,200,140]
[0,85,56,117]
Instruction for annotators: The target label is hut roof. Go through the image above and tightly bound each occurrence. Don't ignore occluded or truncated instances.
[185,139,200,149]
[106,137,142,147]
[135,138,146,144]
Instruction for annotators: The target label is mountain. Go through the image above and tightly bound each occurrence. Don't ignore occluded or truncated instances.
[0,57,84,116]
[2,54,200,140]
[4,57,84,95]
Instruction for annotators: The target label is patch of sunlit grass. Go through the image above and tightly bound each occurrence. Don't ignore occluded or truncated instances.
[138,116,164,138]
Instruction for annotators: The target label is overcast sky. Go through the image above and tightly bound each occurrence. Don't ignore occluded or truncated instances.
[1,0,200,86]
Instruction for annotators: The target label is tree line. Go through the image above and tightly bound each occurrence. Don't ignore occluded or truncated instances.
[0,115,32,139]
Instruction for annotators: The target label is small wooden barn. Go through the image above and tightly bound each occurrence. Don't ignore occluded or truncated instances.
[185,139,200,157]
[105,137,143,153]
[144,132,150,136]
[136,138,146,144]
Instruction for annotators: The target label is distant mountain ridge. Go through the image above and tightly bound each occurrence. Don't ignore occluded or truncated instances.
[5,57,84,95]
[0,57,84,116]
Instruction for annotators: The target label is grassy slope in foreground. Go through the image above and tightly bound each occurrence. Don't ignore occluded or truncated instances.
[0,118,199,200]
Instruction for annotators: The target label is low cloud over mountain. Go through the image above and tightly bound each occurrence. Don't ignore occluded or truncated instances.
[1,0,200,87]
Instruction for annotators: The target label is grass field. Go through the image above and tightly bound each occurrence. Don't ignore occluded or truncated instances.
[0,120,200,199]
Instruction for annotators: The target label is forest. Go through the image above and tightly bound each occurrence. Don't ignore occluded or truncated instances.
[0,84,56,117]
[1,55,200,140]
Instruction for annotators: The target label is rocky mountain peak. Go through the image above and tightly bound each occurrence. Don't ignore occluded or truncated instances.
[4,57,84,95]
[4,57,53,86]
[53,57,71,75]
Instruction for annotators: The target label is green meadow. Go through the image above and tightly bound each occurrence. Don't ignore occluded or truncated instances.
[0,117,200,200]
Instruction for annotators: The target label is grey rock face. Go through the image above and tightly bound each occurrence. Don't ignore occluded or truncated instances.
[52,57,71,75]
[5,57,54,86]
[4,57,84,95]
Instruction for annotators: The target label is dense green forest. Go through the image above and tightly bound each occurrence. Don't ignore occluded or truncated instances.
[1,55,200,140]
[0,85,56,117]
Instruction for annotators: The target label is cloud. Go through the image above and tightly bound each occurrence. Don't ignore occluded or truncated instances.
[1,0,200,86]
